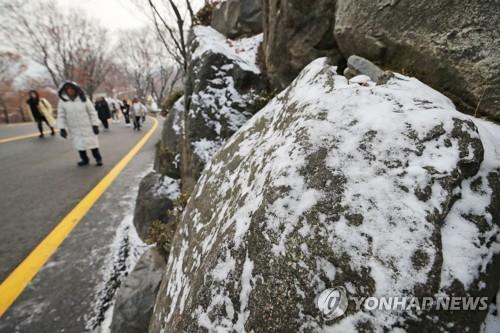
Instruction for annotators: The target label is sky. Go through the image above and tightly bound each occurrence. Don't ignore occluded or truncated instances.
[54,0,206,33]
[11,0,151,86]
[7,0,206,86]
[55,0,148,33]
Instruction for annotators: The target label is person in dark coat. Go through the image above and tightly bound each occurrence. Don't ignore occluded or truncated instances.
[26,90,55,137]
[120,99,130,124]
[94,97,111,130]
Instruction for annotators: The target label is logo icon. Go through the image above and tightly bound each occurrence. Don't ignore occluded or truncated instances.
[316,286,348,320]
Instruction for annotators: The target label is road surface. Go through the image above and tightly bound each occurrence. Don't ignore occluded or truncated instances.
[0,118,161,332]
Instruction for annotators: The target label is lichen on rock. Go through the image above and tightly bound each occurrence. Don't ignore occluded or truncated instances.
[149,58,500,332]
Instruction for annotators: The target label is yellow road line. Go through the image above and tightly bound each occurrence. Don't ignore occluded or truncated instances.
[0,130,58,144]
[0,117,158,317]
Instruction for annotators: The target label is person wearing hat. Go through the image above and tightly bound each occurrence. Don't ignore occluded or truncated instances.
[57,81,103,166]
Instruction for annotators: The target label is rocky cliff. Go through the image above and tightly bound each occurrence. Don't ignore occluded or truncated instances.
[262,0,343,89]
[334,0,500,122]
[262,0,500,122]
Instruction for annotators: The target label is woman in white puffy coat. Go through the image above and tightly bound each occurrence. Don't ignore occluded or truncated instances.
[57,81,104,166]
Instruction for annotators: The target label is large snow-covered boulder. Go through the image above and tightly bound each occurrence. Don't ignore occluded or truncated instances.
[181,26,268,192]
[334,0,500,122]
[150,58,500,332]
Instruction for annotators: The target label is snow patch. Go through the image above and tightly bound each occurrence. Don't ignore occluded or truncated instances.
[193,139,223,164]
[153,176,181,200]
[192,26,262,74]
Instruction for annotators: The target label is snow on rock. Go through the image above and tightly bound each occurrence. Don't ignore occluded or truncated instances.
[192,138,223,164]
[192,26,262,74]
[133,172,180,241]
[153,176,181,200]
[150,58,500,332]
[180,25,268,191]
[481,289,500,333]
[170,97,184,136]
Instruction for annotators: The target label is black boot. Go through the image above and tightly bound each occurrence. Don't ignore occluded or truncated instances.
[78,151,90,166]
[50,127,55,136]
[91,148,103,166]
[37,121,44,138]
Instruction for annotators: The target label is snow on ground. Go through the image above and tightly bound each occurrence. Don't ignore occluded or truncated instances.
[86,166,153,332]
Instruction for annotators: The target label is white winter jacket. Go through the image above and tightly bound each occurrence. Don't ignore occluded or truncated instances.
[130,102,147,117]
[57,96,100,150]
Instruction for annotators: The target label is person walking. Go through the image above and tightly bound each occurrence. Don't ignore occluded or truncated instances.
[130,98,147,131]
[94,97,111,130]
[26,90,56,138]
[57,81,103,166]
[109,99,120,122]
[121,99,131,125]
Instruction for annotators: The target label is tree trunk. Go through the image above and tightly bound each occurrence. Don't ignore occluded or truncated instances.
[2,107,9,124]
[19,107,26,122]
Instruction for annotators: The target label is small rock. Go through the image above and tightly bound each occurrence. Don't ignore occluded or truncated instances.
[110,247,166,333]
[133,172,178,241]
[347,55,384,82]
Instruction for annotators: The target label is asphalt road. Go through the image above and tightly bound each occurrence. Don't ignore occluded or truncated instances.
[0,117,161,332]
[0,122,43,141]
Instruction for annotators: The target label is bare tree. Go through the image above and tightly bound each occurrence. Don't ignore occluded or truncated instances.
[0,53,26,123]
[118,27,183,105]
[0,0,113,98]
[150,65,183,107]
[117,29,157,100]
[131,0,203,71]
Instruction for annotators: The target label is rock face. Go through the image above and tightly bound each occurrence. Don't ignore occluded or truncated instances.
[154,97,184,179]
[110,247,166,333]
[150,58,500,332]
[133,172,180,241]
[180,26,268,193]
[334,0,500,121]
[211,0,263,38]
[262,0,343,89]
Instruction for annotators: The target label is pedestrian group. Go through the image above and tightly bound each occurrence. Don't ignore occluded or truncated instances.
[26,82,151,167]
